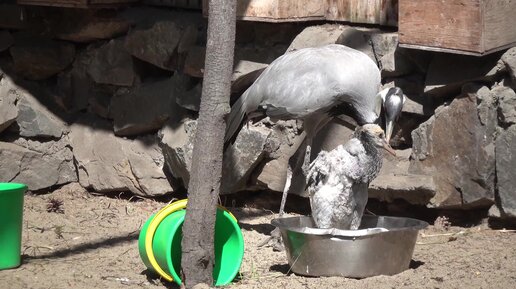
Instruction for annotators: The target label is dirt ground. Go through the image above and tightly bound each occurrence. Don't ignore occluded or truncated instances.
[1,183,515,289]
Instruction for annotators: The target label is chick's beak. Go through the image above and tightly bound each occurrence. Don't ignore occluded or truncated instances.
[382,138,396,156]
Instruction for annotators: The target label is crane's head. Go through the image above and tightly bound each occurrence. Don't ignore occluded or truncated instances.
[357,124,396,156]
[375,87,405,143]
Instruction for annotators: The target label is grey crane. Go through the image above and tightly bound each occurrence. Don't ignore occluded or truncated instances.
[225,44,404,247]
[307,124,394,230]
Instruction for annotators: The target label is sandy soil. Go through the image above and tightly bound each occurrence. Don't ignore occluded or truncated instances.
[1,183,515,289]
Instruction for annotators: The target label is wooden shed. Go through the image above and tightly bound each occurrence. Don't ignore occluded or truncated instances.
[16,0,516,55]
[398,0,516,55]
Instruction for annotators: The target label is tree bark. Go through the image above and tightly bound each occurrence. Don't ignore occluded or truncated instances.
[180,0,236,288]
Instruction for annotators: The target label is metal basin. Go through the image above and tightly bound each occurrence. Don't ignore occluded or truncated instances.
[272,215,428,278]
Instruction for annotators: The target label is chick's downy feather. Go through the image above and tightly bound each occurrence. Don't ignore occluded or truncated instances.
[307,127,384,230]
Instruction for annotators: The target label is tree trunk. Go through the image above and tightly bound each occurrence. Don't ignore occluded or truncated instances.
[180,0,236,288]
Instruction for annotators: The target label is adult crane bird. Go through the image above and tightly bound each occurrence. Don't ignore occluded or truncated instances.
[307,124,394,230]
[225,44,405,215]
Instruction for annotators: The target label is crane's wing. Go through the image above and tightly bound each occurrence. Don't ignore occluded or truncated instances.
[245,45,381,120]
[350,182,369,229]
[307,150,330,188]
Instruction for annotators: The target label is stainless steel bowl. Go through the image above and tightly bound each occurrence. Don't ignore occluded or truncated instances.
[272,215,428,278]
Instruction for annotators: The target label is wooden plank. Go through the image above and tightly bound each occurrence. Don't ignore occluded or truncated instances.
[17,0,137,8]
[399,0,483,54]
[325,0,398,26]
[400,41,516,56]
[276,0,325,19]
[89,0,138,3]
[17,0,88,8]
[203,0,325,22]
[482,0,516,52]
[143,0,202,9]
[398,43,484,56]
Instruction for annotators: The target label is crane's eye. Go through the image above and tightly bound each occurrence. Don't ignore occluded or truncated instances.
[379,132,385,138]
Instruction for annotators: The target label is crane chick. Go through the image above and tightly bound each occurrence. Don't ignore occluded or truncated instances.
[307,124,395,230]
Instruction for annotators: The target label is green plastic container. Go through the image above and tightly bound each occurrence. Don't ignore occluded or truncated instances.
[139,208,244,286]
[0,183,27,270]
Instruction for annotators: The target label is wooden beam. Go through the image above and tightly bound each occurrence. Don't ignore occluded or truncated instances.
[399,0,516,55]
[325,0,398,26]
[17,0,137,8]
[203,0,325,22]
[482,0,516,52]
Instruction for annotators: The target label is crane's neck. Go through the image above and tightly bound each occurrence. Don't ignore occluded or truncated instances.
[329,102,379,125]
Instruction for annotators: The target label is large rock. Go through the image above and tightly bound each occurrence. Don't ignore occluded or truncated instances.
[120,7,204,55]
[410,86,496,209]
[254,120,304,193]
[188,43,286,79]
[54,11,131,43]
[124,21,182,71]
[56,49,93,112]
[87,38,134,86]
[56,47,114,115]
[221,125,270,193]
[1,76,67,139]
[183,46,206,78]
[160,119,270,193]
[369,149,436,205]
[287,26,400,70]
[160,119,196,188]
[494,85,516,126]
[110,78,185,136]
[335,27,416,78]
[0,30,13,52]
[184,50,268,85]
[380,48,419,78]
[0,138,77,191]
[501,47,516,83]
[16,91,67,139]
[383,75,435,116]
[234,44,288,65]
[495,125,516,218]
[231,60,267,96]
[0,75,19,133]
[10,34,75,80]
[287,24,349,52]
[369,174,436,205]
[424,52,505,98]
[70,115,173,197]
[56,68,92,113]
[171,73,202,111]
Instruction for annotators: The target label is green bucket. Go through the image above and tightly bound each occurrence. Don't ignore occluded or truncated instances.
[138,204,244,286]
[0,183,27,270]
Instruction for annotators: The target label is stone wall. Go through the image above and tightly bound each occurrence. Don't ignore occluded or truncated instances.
[1,3,515,223]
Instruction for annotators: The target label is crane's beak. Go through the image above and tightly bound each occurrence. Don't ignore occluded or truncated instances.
[385,119,394,144]
[382,138,396,156]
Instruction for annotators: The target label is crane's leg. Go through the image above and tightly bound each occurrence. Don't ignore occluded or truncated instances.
[278,135,311,216]
[302,136,313,176]
[278,166,292,217]
[259,134,307,251]
[258,164,293,251]
[259,115,329,251]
